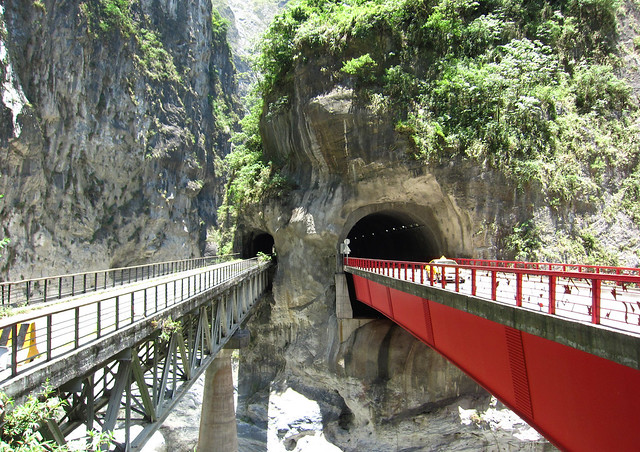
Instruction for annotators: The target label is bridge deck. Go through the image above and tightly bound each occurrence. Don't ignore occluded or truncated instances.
[345,257,640,452]
[346,257,640,335]
[0,258,264,394]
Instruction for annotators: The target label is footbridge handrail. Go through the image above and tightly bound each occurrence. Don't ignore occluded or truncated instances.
[0,254,239,307]
[345,257,640,334]
[0,257,258,384]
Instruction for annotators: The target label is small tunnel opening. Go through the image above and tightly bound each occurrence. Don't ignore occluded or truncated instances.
[344,210,442,318]
[243,231,276,263]
[253,233,275,256]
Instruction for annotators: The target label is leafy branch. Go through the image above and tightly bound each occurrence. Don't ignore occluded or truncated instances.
[0,384,112,451]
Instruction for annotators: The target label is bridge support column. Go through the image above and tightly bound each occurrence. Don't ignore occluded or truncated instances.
[335,273,353,319]
[198,349,237,452]
[198,329,250,452]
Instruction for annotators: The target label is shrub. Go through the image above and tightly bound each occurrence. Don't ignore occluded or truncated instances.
[0,384,111,451]
[505,220,543,261]
[341,53,377,76]
[341,54,378,84]
[573,64,631,114]
[211,8,230,40]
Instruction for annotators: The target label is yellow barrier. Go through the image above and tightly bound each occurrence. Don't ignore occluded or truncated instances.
[0,323,39,365]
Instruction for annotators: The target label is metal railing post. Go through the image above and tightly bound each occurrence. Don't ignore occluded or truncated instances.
[471,268,476,296]
[115,295,120,328]
[131,293,135,323]
[592,278,601,324]
[516,273,523,307]
[75,306,80,349]
[549,275,556,315]
[491,271,497,301]
[97,301,102,339]
[47,315,52,361]
[11,324,17,376]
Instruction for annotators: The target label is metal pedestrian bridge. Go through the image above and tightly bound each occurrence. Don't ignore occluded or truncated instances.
[344,257,640,452]
[0,255,272,450]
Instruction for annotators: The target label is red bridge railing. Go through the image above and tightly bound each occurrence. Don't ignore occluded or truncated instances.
[454,258,640,276]
[344,257,640,334]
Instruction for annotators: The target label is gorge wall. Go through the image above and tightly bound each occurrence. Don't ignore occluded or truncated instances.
[0,0,236,279]
[2,0,639,451]
[233,1,640,450]
[235,94,555,450]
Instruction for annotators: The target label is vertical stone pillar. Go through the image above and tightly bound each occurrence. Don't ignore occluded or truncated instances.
[335,273,353,319]
[198,349,237,452]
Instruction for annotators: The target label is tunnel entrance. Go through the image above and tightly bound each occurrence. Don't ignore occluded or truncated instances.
[346,211,440,262]
[342,209,442,318]
[242,230,276,262]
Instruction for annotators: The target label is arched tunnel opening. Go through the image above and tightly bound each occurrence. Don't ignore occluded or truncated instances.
[343,210,442,318]
[346,212,440,261]
[242,230,277,263]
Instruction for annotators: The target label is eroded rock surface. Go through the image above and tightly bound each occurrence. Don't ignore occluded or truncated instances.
[234,23,562,449]
[0,0,235,278]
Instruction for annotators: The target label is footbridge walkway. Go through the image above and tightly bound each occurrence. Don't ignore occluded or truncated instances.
[344,257,640,452]
[0,255,272,450]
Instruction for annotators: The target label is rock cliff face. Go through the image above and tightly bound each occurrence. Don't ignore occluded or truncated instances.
[0,0,235,279]
[234,48,554,452]
[213,0,290,97]
[235,169,551,450]
[233,3,640,450]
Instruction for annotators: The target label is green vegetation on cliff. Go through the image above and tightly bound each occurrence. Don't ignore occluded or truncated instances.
[252,0,640,263]
[215,94,289,254]
[80,0,180,82]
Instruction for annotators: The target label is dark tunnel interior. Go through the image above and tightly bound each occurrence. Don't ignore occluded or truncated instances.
[346,211,440,262]
[243,231,276,262]
[344,211,442,318]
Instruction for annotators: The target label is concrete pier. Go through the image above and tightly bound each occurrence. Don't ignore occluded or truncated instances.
[197,350,237,452]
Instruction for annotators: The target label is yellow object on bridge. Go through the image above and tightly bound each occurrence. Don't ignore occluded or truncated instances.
[0,323,39,365]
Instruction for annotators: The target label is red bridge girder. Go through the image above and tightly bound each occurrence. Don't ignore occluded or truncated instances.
[351,273,640,451]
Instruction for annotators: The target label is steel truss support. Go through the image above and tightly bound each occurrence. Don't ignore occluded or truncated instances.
[46,268,269,451]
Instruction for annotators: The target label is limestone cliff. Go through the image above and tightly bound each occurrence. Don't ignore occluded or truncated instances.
[232,1,640,450]
[213,0,290,97]
[0,0,236,279]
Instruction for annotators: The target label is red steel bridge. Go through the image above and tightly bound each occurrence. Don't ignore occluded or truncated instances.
[344,257,640,452]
